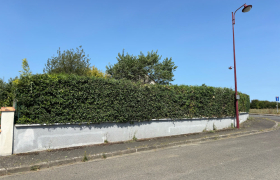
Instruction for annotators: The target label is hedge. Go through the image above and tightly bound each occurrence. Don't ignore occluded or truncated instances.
[250,99,278,109]
[13,74,250,124]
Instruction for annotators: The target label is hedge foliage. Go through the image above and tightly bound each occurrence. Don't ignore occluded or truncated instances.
[250,99,278,109]
[0,77,18,107]
[13,74,250,124]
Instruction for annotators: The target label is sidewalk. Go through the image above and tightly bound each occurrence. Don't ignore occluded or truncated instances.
[0,116,278,176]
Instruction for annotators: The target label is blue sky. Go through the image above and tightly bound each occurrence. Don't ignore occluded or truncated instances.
[0,0,279,102]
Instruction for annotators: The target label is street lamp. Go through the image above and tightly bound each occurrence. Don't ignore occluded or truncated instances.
[232,3,252,129]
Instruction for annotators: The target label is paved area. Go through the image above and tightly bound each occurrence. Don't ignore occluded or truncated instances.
[0,115,278,177]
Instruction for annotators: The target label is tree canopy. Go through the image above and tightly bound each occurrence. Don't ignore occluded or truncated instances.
[0,76,19,107]
[43,46,91,76]
[86,65,111,79]
[0,58,30,107]
[105,50,178,85]
[250,99,277,109]
[13,58,32,86]
[19,58,32,78]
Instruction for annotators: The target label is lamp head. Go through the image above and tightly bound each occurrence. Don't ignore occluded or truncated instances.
[242,4,252,13]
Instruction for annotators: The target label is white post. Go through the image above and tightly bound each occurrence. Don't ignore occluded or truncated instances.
[0,107,15,156]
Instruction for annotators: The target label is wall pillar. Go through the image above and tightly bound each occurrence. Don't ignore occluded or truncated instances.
[0,107,15,156]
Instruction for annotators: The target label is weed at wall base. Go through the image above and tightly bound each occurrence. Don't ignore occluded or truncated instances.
[132,135,137,141]
[30,165,40,171]
[82,151,88,162]
[213,123,217,131]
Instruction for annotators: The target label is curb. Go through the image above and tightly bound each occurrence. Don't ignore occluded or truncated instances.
[0,168,6,176]
[250,113,280,116]
[0,120,279,177]
[272,120,279,128]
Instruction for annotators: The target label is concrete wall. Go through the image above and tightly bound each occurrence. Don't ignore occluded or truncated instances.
[13,113,249,154]
[0,107,15,156]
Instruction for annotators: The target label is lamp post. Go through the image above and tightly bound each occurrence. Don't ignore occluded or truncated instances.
[232,4,252,129]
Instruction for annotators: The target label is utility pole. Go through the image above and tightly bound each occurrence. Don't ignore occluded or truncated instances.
[231,3,252,128]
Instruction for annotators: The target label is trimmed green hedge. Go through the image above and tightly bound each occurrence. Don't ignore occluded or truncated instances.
[14,74,250,124]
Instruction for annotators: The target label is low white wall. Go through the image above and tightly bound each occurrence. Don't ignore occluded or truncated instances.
[13,113,249,154]
[239,112,248,124]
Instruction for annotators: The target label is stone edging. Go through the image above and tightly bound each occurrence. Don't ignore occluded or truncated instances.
[15,113,249,127]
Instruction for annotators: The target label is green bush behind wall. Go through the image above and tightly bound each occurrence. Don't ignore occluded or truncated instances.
[14,74,250,124]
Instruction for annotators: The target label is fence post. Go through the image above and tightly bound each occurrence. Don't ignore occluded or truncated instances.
[0,107,15,156]
[13,99,17,108]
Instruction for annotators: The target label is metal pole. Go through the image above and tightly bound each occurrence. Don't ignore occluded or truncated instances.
[232,12,240,129]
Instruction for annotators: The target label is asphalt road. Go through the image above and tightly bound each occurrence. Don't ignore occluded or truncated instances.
[1,115,280,180]
[250,114,280,122]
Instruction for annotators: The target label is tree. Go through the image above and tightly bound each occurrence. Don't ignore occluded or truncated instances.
[19,58,32,78]
[250,99,259,109]
[0,77,8,106]
[105,50,178,85]
[250,99,278,109]
[0,58,30,107]
[7,58,32,107]
[86,65,111,79]
[0,76,19,107]
[43,46,91,76]
[13,58,32,86]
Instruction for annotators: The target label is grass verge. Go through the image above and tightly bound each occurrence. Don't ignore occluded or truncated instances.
[249,109,280,115]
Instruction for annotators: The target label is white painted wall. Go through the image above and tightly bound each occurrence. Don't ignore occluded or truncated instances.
[0,120,1,152]
[0,110,15,156]
[13,113,249,154]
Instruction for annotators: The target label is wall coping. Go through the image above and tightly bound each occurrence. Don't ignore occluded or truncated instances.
[14,113,248,127]
[0,107,15,112]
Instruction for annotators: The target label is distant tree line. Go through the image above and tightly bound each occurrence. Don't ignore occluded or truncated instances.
[250,99,279,109]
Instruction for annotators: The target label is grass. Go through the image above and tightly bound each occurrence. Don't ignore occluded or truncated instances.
[213,124,217,131]
[131,131,138,142]
[250,109,280,115]
[213,136,219,140]
[247,117,253,120]
[132,135,137,141]
[82,151,88,162]
[30,165,40,171]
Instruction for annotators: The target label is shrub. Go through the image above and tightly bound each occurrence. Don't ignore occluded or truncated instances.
[13,74,250,124]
